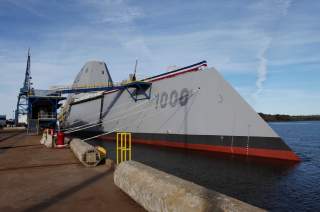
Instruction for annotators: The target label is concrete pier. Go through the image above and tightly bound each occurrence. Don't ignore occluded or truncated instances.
[114,161,265,212]
[0,129,144,212]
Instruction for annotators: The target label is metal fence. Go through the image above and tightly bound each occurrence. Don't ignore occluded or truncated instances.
[27,119,39,135]
[38,113,56,120]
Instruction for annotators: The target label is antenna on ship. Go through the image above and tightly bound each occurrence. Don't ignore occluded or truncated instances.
[132,59,138,81]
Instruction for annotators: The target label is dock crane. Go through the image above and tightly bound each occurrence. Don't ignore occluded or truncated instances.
[15,49,32,126]
[15,49,65,133]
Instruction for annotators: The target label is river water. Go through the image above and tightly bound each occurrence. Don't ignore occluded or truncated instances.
[92,121,320,211]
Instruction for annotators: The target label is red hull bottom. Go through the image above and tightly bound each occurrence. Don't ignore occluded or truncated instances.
[100,136,300,162]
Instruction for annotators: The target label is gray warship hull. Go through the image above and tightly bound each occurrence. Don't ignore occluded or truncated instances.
[63,61,299,161]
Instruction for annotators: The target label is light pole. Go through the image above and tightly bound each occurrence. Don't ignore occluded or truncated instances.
[12,110,15,127]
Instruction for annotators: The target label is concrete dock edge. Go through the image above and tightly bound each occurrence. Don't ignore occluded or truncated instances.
[114,161,265,212]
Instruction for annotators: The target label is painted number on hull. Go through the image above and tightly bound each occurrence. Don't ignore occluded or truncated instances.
[155,88,189,109]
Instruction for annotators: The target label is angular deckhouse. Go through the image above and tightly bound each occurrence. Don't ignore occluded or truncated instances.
[63,61,300,161]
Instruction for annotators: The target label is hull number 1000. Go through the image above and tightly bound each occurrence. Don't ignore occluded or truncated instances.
[155,88,189,109]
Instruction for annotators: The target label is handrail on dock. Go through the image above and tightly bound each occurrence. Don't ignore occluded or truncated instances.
[116,132,132,164]
[63,122,103,134]
[38,112,56,120]
[82,129,118,142]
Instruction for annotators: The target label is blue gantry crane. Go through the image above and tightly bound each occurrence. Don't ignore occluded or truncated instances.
[15,49,32,126]
[15,50,65,132]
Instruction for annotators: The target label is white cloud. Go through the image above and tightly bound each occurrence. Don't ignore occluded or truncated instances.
[251,0,293,99]
[6,0,45,17]
[0,0,319,117]
[252,37,272,99]
[269,56,320,67]
[278,0,292,16]
[80,0,143,24]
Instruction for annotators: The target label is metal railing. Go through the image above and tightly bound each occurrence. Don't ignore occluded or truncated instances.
[82,129,118,141]
[49,81,113,92]
[38,113,56,120]
[27,119,39,135]
[116,132,132,164]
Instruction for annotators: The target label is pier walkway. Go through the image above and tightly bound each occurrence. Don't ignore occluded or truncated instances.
[0,129,144,211]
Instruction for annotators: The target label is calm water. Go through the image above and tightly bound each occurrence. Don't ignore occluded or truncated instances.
[91,121,320,211]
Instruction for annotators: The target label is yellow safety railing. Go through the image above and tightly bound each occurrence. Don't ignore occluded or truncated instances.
[116,132,132,164]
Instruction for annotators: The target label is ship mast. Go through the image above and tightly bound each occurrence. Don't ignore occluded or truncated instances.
[132,59,138,81]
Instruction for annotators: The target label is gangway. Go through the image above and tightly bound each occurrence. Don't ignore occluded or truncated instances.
[50,81,152,101]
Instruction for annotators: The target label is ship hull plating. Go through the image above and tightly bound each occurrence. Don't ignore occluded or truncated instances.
[65,63,300,161]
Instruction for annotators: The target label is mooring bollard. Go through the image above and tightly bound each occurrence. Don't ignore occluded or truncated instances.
[69,138,101,167]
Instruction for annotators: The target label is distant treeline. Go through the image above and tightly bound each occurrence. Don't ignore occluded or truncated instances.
[258,113,320,122]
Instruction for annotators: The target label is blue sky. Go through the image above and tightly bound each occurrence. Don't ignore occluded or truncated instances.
[0,0,319,118]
